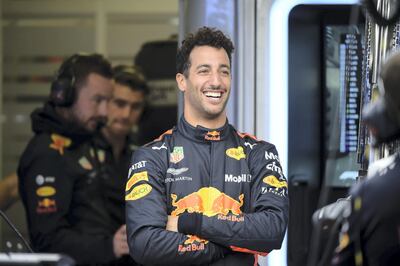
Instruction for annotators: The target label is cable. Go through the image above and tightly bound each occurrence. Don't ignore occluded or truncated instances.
[0,209,34,253]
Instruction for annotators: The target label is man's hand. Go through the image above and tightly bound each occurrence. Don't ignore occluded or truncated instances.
[166,215,178,232]
[113,224,129,258]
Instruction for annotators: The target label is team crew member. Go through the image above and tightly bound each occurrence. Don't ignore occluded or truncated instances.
[18,54,129,265]
[126,27,289,265]
[94,65,148,265]
[332,52,400,266]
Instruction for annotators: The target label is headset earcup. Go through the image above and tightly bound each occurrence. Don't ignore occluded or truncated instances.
[50,77,74,106]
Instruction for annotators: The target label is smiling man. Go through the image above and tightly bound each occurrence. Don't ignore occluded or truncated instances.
[126,27,289,265]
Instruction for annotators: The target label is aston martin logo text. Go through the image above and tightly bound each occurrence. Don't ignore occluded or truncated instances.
[225,174,252,183]
[165,176,192,183]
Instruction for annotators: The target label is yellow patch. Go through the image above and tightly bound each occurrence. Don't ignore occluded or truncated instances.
[97,149,105,163]
[36,186,56,197]
[126,171,148,192]
[49,134,71,155]
[125,184,152,201]
[226,147,246,160]
[79,157,93,170]
[263,175,288,188]
[338,233,350,251]
[355,251,363,266]
[354,197,362,211]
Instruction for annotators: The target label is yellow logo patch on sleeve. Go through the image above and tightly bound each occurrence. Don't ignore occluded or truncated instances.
[263,175,288,188]
[126,171,149,192]
[125,184,152,201]
[36,186,56,197]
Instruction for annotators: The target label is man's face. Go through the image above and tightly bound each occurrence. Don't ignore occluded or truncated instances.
[106,83,145,136]
[71,73,113,132]
[177,46,231,122]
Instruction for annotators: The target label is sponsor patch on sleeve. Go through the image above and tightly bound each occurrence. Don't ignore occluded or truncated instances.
[261,175,288,197]
[36,186,56,197]
[125,184,152,201]
[126,171,149,191]
[36,198,57,214]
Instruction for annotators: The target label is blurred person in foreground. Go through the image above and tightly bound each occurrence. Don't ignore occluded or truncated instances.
[17,54,131,265]
[332,51,400,266]
[125,26,289,265]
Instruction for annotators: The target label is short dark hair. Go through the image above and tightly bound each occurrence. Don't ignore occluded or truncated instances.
[112,65,149,95]
[176,26,235,76]
[67,53,113,90]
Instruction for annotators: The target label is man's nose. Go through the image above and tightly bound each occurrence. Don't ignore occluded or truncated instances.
[98,100,108,117]
[210,72,223,87]
[122,106,131,118]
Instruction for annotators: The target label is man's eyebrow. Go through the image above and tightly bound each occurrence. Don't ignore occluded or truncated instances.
[196,64,211,69]
[113,98,128,103]
[220,64,230,69]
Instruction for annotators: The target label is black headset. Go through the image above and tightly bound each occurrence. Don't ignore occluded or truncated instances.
[49,54,82,107]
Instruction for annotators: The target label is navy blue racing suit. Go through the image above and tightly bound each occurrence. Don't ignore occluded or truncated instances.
[125,116,289,265]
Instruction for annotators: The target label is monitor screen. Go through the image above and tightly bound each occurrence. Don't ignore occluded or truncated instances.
[323,24,365,187]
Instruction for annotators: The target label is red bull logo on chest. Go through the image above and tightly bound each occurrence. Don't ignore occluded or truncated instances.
[171,187,244,217]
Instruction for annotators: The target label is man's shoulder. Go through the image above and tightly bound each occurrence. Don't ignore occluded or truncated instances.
[142,128,176,148]
[21,132,77,163]
[234,130,276,152]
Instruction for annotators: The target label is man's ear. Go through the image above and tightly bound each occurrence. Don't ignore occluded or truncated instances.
[176,73,186,92]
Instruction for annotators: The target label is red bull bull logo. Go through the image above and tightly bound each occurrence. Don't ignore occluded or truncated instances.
[36,198,57,213]
[171,187,244,217]
[183,235,209,245]
[205,131,220,141]
[49,134,71,155]
[178,235,209,253]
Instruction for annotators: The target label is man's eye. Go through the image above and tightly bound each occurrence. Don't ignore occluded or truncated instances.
[114,100,126,108]
[94,97,102,104]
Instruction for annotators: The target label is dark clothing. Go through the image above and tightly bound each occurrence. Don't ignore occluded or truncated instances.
[126,116,289,266]
[17,103,133,265]
[94,133,138,229]
[332,152,400,266]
